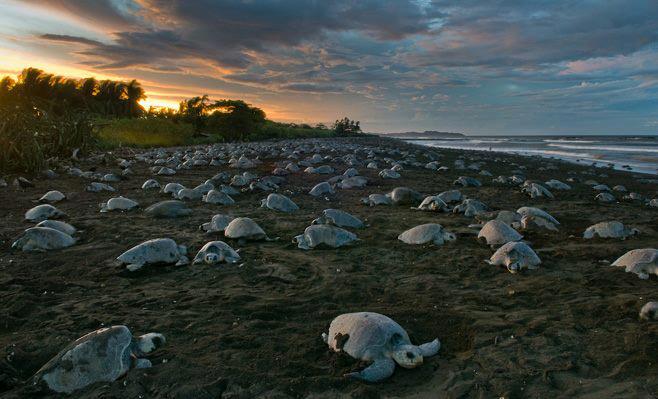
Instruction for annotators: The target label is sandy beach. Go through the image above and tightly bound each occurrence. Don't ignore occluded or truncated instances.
[1,136,657,398]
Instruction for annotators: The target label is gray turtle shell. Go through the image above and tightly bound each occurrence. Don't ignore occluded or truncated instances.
[117,238,187,267]
[309,182,335,196]
[326,312,411,361]
[145,200,192,218]
[313,209,364,228]
[387,187,422,205]
[203,189,235,205]
[12,227,75,251]
[478,220,522,246]
[39,190,66,203]
[261,193,298,212]
[36,220,76,236]
[294,225,358,250]
[224,217,267,240]
[583,221,637,239]
[398,223,455,246]
[34,326,134,394]
[25,204,66,222]
[488,241,541,273]
[516,207,559,225]
[193,241,241,264]
[612,248,658,279]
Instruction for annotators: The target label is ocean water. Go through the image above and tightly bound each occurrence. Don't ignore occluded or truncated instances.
[406,136,658,175]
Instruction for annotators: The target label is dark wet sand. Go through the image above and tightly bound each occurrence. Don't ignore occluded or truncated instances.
[1,136,658,398]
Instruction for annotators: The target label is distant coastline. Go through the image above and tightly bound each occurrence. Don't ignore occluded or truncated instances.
[380,130,466,140]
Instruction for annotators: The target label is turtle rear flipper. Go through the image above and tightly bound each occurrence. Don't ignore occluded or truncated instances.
[345,358,395,383]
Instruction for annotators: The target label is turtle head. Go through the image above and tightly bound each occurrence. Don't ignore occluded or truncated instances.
[204,251,224,264]
[391,345,423,369]
[134,333,166,356]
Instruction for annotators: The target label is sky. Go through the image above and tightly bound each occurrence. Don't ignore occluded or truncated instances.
[0,0,657,135]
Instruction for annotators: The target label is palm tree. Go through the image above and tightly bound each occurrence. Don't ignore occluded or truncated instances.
[96,80,126,117]
[125,79,146,117]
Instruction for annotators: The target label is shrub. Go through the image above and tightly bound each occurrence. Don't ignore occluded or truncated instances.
[97,117,195,148]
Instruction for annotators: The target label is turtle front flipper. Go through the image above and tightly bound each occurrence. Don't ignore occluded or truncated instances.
[418,339,441,357]
[345,358,395,383]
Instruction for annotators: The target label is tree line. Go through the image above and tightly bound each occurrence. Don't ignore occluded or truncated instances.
[0,67,363,140]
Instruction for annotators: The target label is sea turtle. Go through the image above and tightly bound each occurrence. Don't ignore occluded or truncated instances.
[596,192,616,203]
[39,190,66,203]
[478,220,523,246]
[156,166,176,175]
[224,217,270,241]
[162,182,185,196]
[611,248,658,280]
[293,225,358,250]
[200,214,235,233]
[141,179,161,190]
[175,188,203,201]
[25,204,66,222]
[100,196,139,212]
[398,224,456,246]
[453,176,481,187]
[312,209,364,229]
[475,210,521,226]
[416,195,449,212]
[361,194,392,206]
[12,227,76,251]
[640,302,658,321]
[203,189,235,205]
[583,221,638,239]
[336,176,368,189]
[545,179,571,190]
[486,241,541,273]
[516,207,559,225]
[36,220,76,236]
[437,190,463,204]
[379,169,401,179]
[321,312,440,382]
[116,238,189,272]
[145,200,192,218]
[33,325,165,394]
[522,182,554,199]
[309,182,335,197]
[261,193,299,213]
[193,241,241,264]
[387,187,423,206]
[86,182,116,193]
[453,198,488,217]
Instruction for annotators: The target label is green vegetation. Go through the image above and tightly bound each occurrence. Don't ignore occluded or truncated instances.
[0,67,364,173]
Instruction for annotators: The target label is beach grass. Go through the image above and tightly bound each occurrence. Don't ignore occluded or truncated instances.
[96,118,195,148]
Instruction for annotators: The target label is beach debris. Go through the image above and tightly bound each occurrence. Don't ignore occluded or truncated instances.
[611,248,658,280]
[100,196,139,212]
[117,238,189,271]
[33,325,164,394]
[38,190,66,203]
[25,204,66,222]
[640,302,658,321]
[193,241,241,264]
[478,220,523,246]
[398,223,456,246]
[145,200,192,218]
[486,241,541,273]
[12,227,76,251]
[294,224,358,250]
[312,209,364,229]
[583,221,638,239]
[261,193,299,212]
[322,312,440,382]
